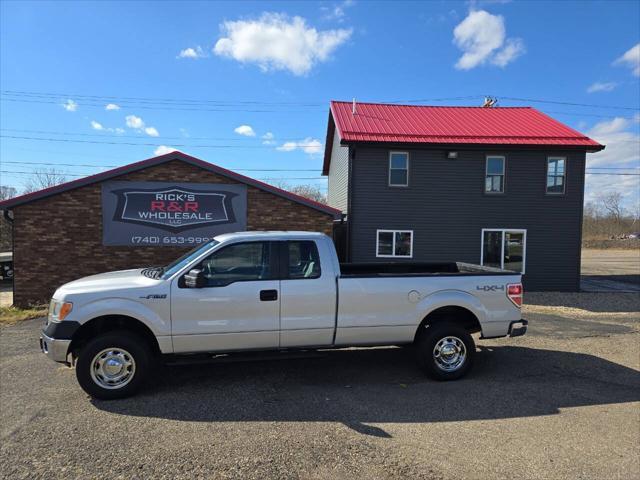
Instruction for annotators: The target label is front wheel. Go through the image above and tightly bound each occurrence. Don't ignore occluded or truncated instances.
[75,331,151,399]
[416,322,475,381]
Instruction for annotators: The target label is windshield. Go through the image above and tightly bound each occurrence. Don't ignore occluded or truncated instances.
[159,240,219,280]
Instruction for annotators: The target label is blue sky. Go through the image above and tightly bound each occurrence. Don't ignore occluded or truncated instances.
[1,0,639,208]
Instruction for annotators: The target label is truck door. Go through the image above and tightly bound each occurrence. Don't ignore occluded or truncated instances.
[171,241,280,353]
[279,240,337,347]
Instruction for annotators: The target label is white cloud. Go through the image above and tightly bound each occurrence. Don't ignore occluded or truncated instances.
[125,115,159,136]
[214,13,352,75]
[453,10,524,70]
[90,120,125,134]
[262,131,276,145]
[154,145,177,156]
[322,0,354,22]
[585,116,640,209]
[276,137,323,155]
[234,125,256,137]
[491,37,525,67]
[125,115,145,129]
[105,103,120,111]
[178,46,206,59]
[587,81,618,93]
[613,43,640,77]
[62,99,78,112]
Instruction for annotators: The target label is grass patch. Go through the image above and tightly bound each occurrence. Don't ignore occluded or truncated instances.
[0,305,48,326]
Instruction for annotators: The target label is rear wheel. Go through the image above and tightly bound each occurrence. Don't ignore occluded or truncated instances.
[75,331,151,399]
[416,322,475,380]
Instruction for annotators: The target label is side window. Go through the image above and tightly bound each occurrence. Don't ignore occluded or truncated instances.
[377,230,413,258]
[287,241,321,279]
[198,242,272,287]
[485,156,505,193]
[547,157,566,194]
[389,152,409,186]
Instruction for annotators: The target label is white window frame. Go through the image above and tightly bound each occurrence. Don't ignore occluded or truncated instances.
[388,151,409,187]
[376,229,413,258]
[480,228,527,274]
[546,156,566,195]
[485,155,506,194]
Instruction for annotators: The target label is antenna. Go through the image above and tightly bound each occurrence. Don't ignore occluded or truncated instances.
[482,96,498,108]
[352,98,357,115]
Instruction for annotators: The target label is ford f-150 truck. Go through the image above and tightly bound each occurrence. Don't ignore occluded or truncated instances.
[40,231,526,399]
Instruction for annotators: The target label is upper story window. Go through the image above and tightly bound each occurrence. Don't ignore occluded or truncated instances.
[389,152,409,186]
[377,230,413,258]
[485,156,505,193]
[547,157,566,194]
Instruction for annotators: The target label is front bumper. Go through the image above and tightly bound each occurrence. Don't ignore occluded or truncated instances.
[39,332,71,364]
[508,319,528,337]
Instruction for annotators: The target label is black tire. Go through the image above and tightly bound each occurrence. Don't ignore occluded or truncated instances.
[415,322,475,381]
[75,330,152,400]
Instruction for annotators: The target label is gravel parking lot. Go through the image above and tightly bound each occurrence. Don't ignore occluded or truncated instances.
[1,292,639,480]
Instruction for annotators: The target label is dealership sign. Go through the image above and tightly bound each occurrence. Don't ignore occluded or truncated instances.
[102,181,247,246]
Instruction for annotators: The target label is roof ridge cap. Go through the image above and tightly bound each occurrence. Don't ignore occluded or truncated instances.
[330,100,533,109]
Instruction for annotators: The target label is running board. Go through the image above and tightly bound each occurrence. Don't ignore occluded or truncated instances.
[162,349,327,366]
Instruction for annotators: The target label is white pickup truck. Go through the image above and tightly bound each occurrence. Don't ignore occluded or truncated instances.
[40,231,526,399]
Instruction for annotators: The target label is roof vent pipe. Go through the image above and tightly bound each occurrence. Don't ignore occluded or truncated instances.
[352,98,356,115]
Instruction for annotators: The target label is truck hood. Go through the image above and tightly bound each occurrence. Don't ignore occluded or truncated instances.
[55,269,163,297]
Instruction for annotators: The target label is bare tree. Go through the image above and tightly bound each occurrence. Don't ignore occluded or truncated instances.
[597,192,624,222]
[0,185,17,201]
[273,181,327,204]
[23,169,68,194]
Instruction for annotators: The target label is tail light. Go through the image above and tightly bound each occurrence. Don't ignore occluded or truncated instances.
[507,283,523,307]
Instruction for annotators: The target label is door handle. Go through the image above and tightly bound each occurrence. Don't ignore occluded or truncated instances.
[260,289,278,301]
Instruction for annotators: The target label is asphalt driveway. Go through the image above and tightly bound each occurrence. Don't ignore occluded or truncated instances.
[1,293,639,479]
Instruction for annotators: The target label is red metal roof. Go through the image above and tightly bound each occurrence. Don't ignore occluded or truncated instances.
[0,151,341,217]
[323,100,604,174]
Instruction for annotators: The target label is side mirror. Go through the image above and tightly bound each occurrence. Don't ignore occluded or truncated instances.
[184,269,207,288]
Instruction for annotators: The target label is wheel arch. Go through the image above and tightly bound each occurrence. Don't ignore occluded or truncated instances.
[69,315,161,358]
[414,305,482,343]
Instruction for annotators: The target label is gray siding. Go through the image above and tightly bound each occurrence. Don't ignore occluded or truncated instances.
[349,147,586,291]
[327,132,349,213]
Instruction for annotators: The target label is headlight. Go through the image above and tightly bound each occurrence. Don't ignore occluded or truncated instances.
[49,300,73,322]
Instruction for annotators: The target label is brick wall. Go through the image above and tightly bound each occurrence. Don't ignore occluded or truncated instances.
[12,160,334,306]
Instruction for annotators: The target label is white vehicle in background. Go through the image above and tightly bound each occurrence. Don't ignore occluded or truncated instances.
[40,231,526,399]
[0,251,12,280]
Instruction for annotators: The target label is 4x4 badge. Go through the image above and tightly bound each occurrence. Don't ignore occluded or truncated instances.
[476,285,505,292]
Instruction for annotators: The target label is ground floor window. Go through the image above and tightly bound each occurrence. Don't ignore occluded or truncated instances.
[377,230,413,258]
[481,229,526,273]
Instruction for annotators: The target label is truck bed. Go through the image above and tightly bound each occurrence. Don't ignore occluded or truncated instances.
[340,262,512,277]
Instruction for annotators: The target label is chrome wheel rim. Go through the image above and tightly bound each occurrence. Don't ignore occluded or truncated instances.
[90,348,136,389]
[433,336,466,372]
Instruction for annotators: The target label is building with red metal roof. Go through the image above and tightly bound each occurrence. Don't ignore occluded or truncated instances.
[323,100,605,291]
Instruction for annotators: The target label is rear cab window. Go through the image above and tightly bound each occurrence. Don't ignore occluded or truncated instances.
[285,241,321,279]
